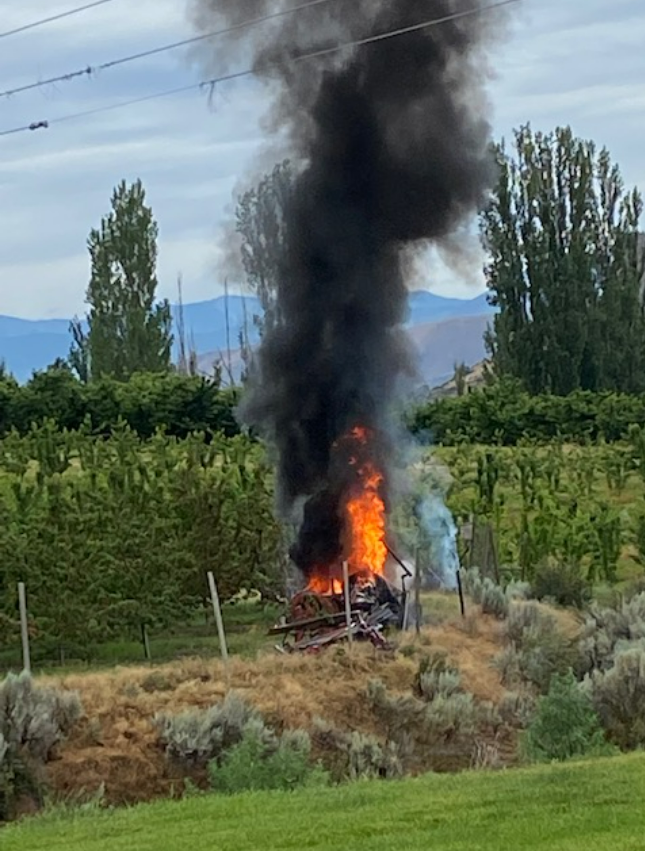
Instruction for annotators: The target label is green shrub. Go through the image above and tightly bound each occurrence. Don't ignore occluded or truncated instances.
[532,562,591,609]
[585,646,645,750]
[154,692,260,766]
[522,671,615,763]
[207,724,328,794]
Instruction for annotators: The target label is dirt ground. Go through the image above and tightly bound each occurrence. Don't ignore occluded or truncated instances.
[41,609,523,806]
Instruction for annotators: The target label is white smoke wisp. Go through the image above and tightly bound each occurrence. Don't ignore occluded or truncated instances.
[416,493,460,590]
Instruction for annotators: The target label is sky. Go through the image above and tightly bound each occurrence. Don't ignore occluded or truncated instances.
[0,0,643,320]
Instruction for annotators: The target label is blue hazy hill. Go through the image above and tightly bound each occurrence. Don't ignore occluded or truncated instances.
[0,291,493,383]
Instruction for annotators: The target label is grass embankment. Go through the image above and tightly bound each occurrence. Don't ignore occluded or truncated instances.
[5,754,645,850]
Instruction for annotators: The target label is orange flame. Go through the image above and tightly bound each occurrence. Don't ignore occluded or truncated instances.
[346,459,387,577]
[307,576,344,596]
[306,425,387,595]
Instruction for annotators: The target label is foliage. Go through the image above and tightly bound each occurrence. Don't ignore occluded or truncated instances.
[0,427,284,657]
[521,671,614,763]
[497,602,576,693]
[312,720,402,782]
[0,673,82,821]
[154,693,262,767]
[578,593,645,676]
[0,368,240,439]
[585,646,645,749]
[70,179,173,382]
[207,724,328,794]
[411,384,645,445]
[235,160,293,337]
[532,563,592,609]
[482,124,645,395]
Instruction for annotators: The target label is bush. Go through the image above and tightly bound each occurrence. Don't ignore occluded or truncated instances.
[154,692,260,766]
[414,652,461,701]
[578,592,645,676]
[498,691,537,729]
[498,602,576,693]
[207,724,328,794]
[522,671,615,763]
[0,672,82,762]
[312,720,403,782]
[480,579,509,619]
[0,673,82,821]
[585,646,645,750]
[532,562,591,609]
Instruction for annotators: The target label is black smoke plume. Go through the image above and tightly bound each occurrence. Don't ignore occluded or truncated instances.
[191,0,505,579]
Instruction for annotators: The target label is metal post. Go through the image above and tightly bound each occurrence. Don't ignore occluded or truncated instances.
[18,582,31,673]
[342,561,353,645]
[456,568,466,618]
[207,571,229,664]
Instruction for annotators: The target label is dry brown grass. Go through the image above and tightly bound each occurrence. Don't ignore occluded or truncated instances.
[41,609,512,806]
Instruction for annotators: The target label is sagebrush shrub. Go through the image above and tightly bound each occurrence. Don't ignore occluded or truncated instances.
[497,691,536,729]
[0,672,82,762]
[585,646,645,750]
[499,602,575,693]
[0,673,82,822]
[480,579,509,619]
[414,653,462,702]
[312,720,402,781]
[207,725,328,794]
[522,671,614,763]
[154,692,260,766]
[532,562,591,609]
[578,592,645,675]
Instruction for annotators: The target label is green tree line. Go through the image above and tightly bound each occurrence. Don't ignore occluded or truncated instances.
[0,366,239,438]
[411,380,645,445]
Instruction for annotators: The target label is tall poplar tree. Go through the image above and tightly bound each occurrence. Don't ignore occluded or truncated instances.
[483,125,644,394]
[70,179,173,381]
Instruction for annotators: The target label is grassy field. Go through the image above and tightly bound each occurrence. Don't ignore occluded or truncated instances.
[4,754,644,850]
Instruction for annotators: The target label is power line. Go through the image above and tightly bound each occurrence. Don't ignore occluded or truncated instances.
[0,0,115,40]
[0,0,337,99]
[0,0,521,139]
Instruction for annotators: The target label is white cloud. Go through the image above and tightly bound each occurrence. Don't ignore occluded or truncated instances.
[0,0,643,318]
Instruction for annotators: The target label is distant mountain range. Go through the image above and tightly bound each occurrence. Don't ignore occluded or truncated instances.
[0,290,495,386]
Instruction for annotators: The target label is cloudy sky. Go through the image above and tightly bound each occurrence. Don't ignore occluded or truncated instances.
[0,0,643,319]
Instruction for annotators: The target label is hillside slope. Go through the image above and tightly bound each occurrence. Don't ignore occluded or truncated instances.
[0,292,493,383]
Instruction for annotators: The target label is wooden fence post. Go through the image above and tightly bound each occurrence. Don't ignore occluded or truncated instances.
[207,571,229,666]
[18,582,31,673]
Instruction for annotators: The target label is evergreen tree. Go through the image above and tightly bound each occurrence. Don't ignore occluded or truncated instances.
[483,125,645,394]
[69,179,173,381]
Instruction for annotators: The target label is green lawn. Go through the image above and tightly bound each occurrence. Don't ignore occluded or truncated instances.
[4,754,645,850]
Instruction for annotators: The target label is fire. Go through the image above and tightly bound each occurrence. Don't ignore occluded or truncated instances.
[346,460,387,576]
[306,425,387,595]
[307,576,344,596]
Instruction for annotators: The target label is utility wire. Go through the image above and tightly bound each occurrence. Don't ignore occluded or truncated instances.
[0,0,337,99]
[0,0,115,40]
[0,0,520,139]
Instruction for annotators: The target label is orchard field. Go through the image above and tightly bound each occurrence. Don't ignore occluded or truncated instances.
[0,417,645,669]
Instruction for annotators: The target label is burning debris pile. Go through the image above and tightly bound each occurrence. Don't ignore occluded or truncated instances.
[193,1,506,647]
